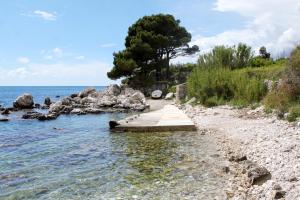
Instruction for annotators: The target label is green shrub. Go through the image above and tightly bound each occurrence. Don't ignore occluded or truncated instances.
[167,85,176,93]
[197,43,253,70]
[249,57,273,68]
[287,105,300,122]
[187,67,267,106]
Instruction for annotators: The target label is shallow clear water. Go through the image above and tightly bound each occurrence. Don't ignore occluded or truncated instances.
[0,87,228,199]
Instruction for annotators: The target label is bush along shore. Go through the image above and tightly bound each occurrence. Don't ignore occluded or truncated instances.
[0,85,148,121]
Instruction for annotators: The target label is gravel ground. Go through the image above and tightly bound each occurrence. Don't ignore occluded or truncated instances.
[181,104,300,200]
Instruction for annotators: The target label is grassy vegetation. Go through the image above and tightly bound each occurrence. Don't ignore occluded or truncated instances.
[187,51,286,107]
[186,44,300,122]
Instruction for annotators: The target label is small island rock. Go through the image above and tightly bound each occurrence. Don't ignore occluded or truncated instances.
[44,97,52,106]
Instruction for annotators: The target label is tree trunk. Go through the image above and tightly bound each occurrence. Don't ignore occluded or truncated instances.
[166,53,170,80]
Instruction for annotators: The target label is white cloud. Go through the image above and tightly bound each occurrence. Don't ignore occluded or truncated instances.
[33,10,57,21]
[100,43,117,48]
[17,57,30,64]
[75,56,85,60]
[0,61,115,86]
[53,48,63,57]
[190,0,300,58]
[42,48,63,60]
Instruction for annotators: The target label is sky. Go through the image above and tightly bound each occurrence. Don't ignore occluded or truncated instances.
[0,0,300,86]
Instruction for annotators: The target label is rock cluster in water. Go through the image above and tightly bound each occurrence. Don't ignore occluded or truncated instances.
[1,85,148,121]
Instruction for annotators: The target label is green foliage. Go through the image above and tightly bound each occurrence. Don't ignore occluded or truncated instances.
[169,63,196,84]
[263,46,300,116]
[287,105,300,122]
[187,67,267,107]
[197,43,253,70]
[167,85,176,93]
[107,14,199,87]
[249,56,273,68]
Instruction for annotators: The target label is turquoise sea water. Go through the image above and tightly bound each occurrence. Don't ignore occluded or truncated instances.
[0,87,228,200]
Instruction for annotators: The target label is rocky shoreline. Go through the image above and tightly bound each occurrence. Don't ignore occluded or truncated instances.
[0,85,148,121]
[181,104,300,199]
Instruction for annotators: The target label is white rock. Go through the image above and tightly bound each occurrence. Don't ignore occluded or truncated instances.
[165,92,174,100]
[151,90,162,99]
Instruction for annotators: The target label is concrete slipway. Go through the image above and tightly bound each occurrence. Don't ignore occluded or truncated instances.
[110,105,197,132]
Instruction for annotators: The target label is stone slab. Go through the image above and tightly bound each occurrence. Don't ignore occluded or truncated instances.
[111,105,197,132]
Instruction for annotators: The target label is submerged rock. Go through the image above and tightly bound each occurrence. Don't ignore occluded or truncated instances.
[22,111,58,121]
[13,93,34,109]
[0,118,9,122]
[22,112,44,119]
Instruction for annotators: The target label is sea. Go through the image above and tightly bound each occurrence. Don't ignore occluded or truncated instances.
[0,86,229,200]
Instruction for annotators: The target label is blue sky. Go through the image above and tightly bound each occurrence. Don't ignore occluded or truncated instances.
[0,0,299,86]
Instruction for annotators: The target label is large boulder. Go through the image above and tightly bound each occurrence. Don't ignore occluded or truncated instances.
[78,87,97,98]
[151,90,162,99]
[105,84,121,96]
[13,93,34,109]
[130,91,146,104]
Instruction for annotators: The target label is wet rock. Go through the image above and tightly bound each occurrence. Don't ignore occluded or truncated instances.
[44,97,51,106]
[84,108,103,114]
[70,93,78,98]
[37,113,58,121]
[0,118,9,122]
[22,111,44,119]
[1,108,10,115]
[79,87,96,98]
[165,92,174,100]
[109,120,120,129]
[34,103,41,108]
[13,93,34,109]
[151,90,162,99]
